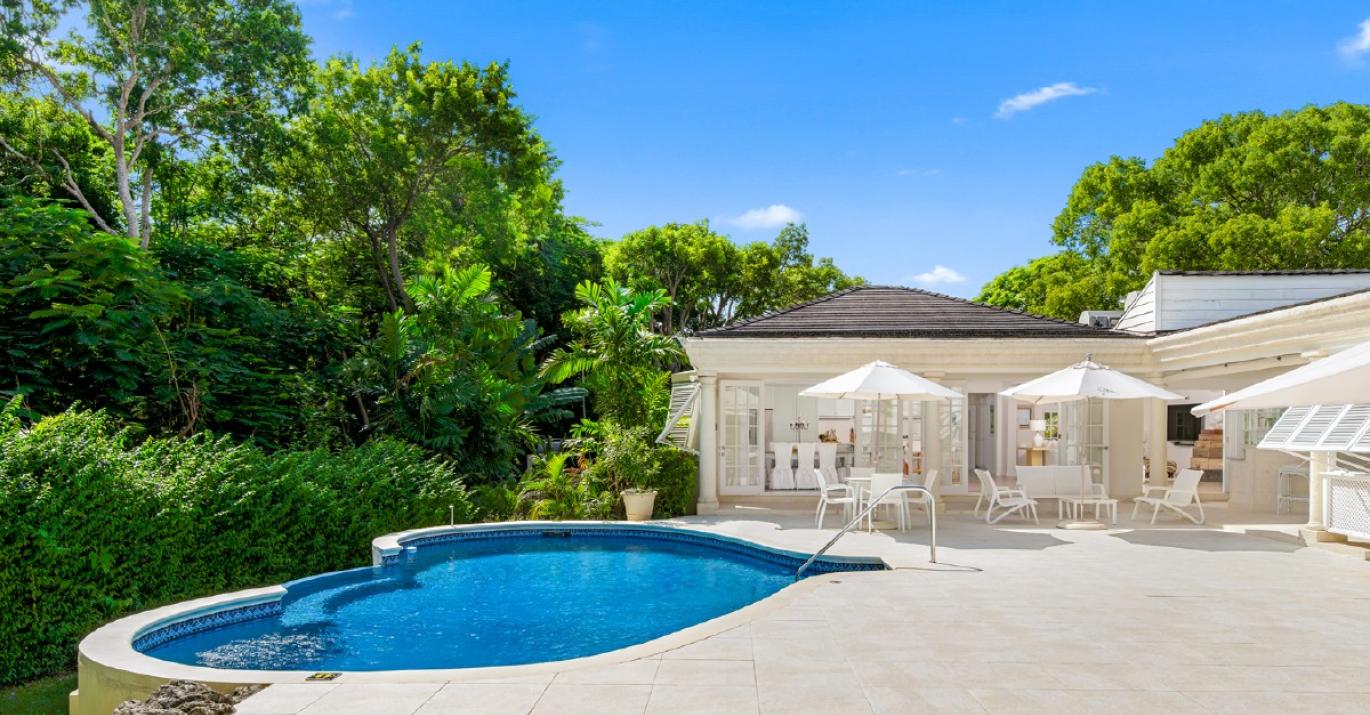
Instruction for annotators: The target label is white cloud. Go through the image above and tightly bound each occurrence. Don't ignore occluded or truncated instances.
[910,265,966,286]
[995,82,1096,119]
[897,168,940,177]
[1340,18,1370,59]
[729,204,802,230]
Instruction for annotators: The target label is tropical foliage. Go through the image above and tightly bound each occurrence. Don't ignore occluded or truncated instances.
[0,400,472,684]
[541,279,682,426]
[979,103,1370,320]
[0,0,839,689]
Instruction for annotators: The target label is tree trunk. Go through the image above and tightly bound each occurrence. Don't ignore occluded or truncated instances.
[367,232,398,312]
[385,228,415,312]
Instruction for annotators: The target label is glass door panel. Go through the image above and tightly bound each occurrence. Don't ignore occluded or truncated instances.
[720,382,763,494]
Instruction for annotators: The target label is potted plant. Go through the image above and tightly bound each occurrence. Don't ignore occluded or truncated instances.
[621,485,657,522]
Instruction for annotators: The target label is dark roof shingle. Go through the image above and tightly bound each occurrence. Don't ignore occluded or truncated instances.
[697,286,1132,339]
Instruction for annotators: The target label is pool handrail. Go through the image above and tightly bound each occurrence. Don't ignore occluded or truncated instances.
[795,484,936,580]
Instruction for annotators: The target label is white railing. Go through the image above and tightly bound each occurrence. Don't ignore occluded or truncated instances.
[795,485,936,580]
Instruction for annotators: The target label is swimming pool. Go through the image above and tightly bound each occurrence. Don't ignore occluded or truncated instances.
[132,525,882,671]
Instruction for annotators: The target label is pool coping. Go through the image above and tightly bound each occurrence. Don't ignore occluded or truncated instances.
[77,521,888,697]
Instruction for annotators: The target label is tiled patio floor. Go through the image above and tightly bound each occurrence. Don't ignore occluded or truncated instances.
[235,505,1370,714]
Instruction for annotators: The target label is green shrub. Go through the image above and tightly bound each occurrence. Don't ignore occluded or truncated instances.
[0,400,472,685]
[650,447,698,519]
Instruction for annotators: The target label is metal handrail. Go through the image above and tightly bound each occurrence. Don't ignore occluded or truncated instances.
[795,484,936,580]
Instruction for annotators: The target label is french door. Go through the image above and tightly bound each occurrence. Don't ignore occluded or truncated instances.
[719,381,764,494]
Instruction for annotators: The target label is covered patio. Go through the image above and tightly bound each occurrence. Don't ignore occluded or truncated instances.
[672,284,1370,542]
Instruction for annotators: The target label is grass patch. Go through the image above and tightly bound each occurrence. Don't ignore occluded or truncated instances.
[0,672,76,714]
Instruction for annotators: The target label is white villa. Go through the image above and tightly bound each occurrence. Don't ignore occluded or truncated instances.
[668,269,1370,528]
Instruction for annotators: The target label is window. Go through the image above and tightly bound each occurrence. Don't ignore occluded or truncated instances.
[1167,404,1203,442]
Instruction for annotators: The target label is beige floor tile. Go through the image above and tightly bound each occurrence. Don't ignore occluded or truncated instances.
[298,684,442,715]
[552,659,660,684]
[654,658,756,686]
[413,684,546,715]
[646,685,759,715]
[758,683,873,715]
[530,684,652,715]
[235,684,337,714]
[864,686,987,714]
[663,637,754,661]
[1182,690,1370,715]
[967,687,1094,715]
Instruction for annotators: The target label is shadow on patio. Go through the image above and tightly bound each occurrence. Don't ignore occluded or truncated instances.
[1110,528,1303,552]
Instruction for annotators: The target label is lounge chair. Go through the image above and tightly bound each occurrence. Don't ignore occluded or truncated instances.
[1131,468,1205,524]
[974,468,1039,524]
[813,466,856,529]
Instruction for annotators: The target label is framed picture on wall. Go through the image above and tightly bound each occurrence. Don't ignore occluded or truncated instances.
[1016,407,1032,428]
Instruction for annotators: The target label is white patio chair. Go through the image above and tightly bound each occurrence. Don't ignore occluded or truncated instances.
[794,442,819,490]
[974,468,1039,525]
[1131,468,1205,524]
[770,442,795,490]
[864,472,909,532]
[813,465,857,529]
[816,442,840,485]
[905,468,938,524]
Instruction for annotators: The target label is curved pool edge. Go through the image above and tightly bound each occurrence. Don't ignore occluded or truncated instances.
[74,521,887,715]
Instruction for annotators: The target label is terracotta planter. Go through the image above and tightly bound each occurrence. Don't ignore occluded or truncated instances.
[622,489,658,522]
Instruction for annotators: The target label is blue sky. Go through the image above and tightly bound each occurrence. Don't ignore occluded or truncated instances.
[299,1,1370,297]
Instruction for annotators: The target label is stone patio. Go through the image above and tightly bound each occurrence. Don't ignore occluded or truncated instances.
[234,504,1370,714]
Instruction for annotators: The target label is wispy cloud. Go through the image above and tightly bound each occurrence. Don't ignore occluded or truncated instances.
[729,204,802,230]
[333,1,354,20]
[1340,18,1370,60]
[995,82,1096,119]
[896,168,940,178]
[910,265,966,286]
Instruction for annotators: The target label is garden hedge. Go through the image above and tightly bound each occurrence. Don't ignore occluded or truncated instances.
[0,401,473,685]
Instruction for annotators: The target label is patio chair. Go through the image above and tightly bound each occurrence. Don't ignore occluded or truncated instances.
[864,472,910,532]
[1132,468,1205,524]
[813,465,857,529]
[794,442,819,490]
[770,442,795,490]
[974,469,1039,525]
[904,468,938,524]
[816,442,840,485]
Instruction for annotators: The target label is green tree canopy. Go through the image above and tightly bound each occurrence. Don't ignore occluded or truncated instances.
[0,0,311,246]
[605,220,862,334]
[279,44,554,313]
[979,102,1370,320]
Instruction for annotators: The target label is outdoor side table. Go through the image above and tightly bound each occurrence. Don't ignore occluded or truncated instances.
[1063,496,1118,525]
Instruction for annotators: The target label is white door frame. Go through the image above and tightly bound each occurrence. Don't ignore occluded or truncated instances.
[718,380,765,495]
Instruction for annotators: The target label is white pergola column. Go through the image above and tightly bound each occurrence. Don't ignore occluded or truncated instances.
[1306,451,1328,531]
[696,373,719,515]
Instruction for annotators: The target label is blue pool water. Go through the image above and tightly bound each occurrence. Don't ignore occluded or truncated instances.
[142,530,830,671]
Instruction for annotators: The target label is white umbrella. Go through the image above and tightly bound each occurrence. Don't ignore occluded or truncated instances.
[999,354,1182,529]
[802,360,962,467]
[1000,354,1184,404]
[1192,340,1370,415]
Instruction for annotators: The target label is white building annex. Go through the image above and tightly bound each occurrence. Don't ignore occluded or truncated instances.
[670,269,1370,533]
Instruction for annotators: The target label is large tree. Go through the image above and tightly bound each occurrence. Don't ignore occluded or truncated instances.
[979,103,1370,320]
[279,45,553,313]
[0,0,310,247]
[605,220,861,334]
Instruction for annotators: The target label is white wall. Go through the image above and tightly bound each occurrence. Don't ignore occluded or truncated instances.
[1155,274,1370,332]
[1116,279,1157,333]
[1223,418,1305,514]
